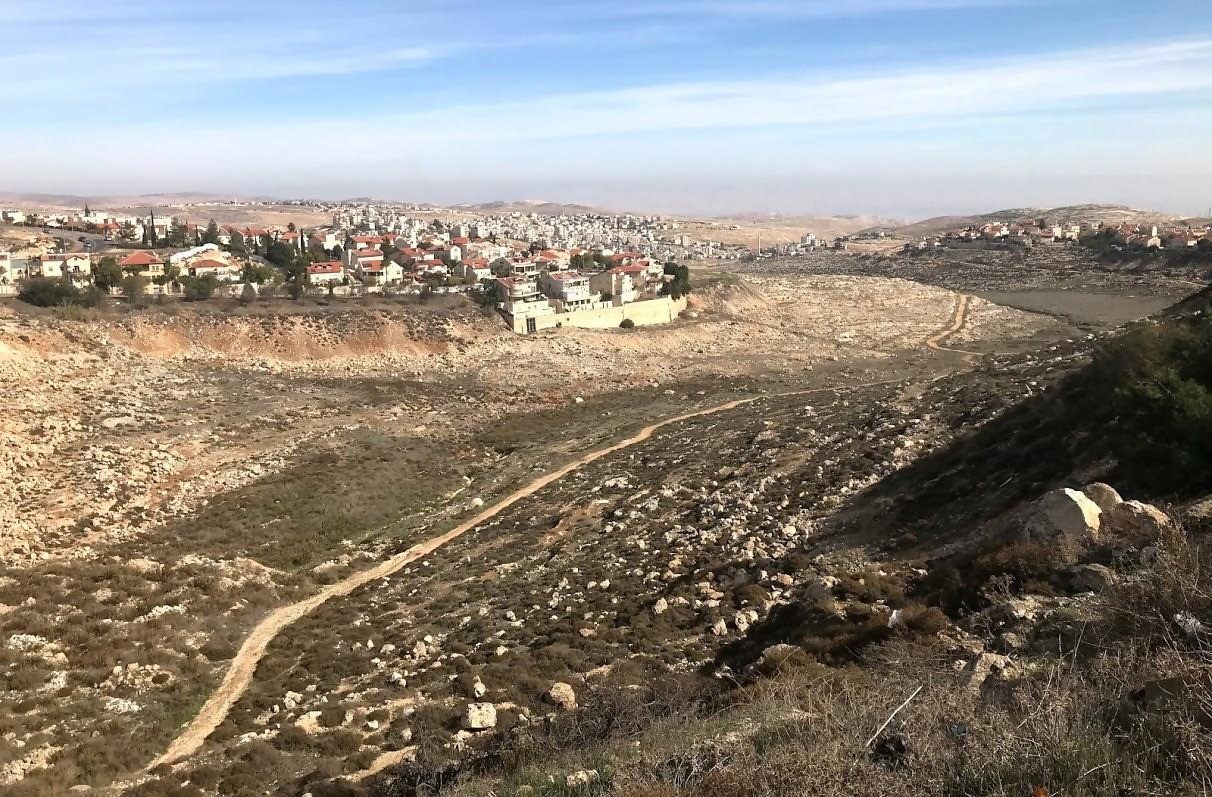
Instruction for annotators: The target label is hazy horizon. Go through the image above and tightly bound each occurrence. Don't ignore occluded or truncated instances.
[4,0,1212,217]
[3,187,1209,224]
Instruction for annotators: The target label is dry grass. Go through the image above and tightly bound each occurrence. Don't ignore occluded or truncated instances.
[363,531,1212,797]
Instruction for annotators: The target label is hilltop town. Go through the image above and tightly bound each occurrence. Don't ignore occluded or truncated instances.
[0,201,718,333]
[4,201,1210,338]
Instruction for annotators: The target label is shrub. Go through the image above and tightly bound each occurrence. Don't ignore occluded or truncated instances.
[1086,314,1212,493]
[120,273,149,303]
[620,318,636,329]
[181,273,219,302]
[17,277,99,308]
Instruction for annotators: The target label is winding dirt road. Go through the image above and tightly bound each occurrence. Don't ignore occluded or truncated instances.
[926,293,980,356]
[141,292,979,775]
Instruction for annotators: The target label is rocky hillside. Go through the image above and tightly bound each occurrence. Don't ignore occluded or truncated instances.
[347,310,1212,797]
[873,204,1181,238]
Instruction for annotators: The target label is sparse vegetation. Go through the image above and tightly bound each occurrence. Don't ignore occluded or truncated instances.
[17,276,102,308]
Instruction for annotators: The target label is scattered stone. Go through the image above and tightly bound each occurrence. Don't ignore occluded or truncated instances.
[565,770,599,788]
[1104,500,1172,544]
[1027,488,1101,544]
[1082,483,1123,513]
[1067,563,1117,593]
[462,702,497,731]
[961,653,1012,695]
[545,682,577,712]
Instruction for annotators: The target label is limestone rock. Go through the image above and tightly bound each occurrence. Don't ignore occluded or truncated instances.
[1184,495,1212,530]
[1028,488,1101,544]
[1104,500,1172,543]
[961,652,1012,695]
[461,702,497,731]
[566,770,599,788]
[545,682,577,711]
[1067,563,1117,593]
[1082,483,1123,513]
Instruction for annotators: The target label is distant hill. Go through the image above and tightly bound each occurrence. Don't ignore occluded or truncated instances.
[0,191,260,210]
[447,199,613,216]
[868,204,1185,237]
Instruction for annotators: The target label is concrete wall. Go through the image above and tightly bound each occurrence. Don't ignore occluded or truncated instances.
[509,296,687,334]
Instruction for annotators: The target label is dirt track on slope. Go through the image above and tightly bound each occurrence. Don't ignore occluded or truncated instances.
[926,293,979,355]
[140,294,976,776]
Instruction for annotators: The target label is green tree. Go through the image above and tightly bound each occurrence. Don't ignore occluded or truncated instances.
[18,277,81,307]
[241,262,277,284]
[472,278,499,307]
[202,219,221,245]
[93,256,123,291]
[239,282,257,305]
[120,273,149,303]
[266,240,297,269]
[181,273,219,301]
[661,263,692,300]
[154,263,182,287]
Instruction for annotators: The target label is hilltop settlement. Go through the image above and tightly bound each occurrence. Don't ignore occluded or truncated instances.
[0,201,697,333]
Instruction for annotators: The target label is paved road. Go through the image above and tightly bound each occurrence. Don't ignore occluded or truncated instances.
[1,224,117,255]
[52,228,117,254]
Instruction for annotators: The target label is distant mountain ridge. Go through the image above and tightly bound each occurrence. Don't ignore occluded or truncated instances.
[867,204,1195,237]
[0,191,272,209]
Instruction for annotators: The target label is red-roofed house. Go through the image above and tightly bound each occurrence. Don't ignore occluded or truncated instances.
[307,261,345,285]
[458,258,491,281]
[349,248,384,267]
[35,253,92,280]
[120,251,165,277]
[188,259,239,281]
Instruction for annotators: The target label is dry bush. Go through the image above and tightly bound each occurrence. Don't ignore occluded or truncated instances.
[920,540,1066,614]
[1099,531,1210,649]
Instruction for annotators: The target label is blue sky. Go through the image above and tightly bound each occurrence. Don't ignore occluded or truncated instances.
[3,0,1212,217]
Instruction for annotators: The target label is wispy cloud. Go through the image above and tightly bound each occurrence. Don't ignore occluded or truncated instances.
[12,37,1209,171]
[168,38,1212,149]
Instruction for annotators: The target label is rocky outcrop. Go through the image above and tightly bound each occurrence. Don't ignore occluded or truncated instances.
[1066,563,1117,593]
[1102,500,1172,544]
[1027,488,1102,545]
[461,703,497,731]
[545,682,577,712]
[1082,482,1123,513]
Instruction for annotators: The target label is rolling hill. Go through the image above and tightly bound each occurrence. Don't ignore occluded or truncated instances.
[866,204,1186,237]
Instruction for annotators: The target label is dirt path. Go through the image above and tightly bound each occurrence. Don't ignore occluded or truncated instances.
[142,382,894,771]
[927,293,980,356]
[139,292,978,776]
